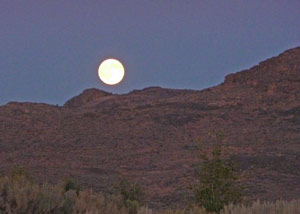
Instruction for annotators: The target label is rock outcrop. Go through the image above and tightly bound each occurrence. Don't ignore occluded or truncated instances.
[64,88,112,108]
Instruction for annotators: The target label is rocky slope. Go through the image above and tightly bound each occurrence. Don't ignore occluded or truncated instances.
[0,47,299,208]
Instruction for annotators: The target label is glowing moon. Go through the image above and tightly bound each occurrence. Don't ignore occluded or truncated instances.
[98,59,125,85]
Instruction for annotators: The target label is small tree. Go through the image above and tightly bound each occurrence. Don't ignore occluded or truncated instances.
[115,177,144,214]
[193,131,243,213]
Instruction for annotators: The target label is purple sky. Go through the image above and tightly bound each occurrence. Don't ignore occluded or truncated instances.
[1,1,300,105]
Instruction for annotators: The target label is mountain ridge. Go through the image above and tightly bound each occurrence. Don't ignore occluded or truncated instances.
[0,46,299,208]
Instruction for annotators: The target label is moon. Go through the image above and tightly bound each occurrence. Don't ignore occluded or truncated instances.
[98,59,125,85]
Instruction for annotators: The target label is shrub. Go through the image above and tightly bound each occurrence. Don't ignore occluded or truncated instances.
[0,170,127,214]
[73,189,127,214]
[62,178,80,196]
[0,168,299,214]
[192,131,243,213]
[152,199,300,214]
[0,173,72,213]
[116,177,145,214]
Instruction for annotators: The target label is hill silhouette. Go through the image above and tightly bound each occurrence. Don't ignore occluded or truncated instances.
[0,47,299,208]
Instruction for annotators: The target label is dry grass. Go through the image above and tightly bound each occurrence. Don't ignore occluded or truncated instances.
[0,172,299,214]
[0,173,127,214]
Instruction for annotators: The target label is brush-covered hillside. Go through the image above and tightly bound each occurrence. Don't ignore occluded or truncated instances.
[0,47,299,208]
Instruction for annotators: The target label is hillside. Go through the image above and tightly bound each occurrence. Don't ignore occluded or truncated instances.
[0,47,300,208]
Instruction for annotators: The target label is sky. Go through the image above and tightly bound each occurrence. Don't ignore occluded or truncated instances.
[1,0,300,105]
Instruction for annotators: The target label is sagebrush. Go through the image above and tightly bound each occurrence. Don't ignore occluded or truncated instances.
[0,169,299,214]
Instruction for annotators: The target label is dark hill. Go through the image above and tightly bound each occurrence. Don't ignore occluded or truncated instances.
[0,47,299,208]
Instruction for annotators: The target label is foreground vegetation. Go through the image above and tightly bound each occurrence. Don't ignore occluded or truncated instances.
[0,168,299,214]
[193,132,243,213]
[0,131,297,214]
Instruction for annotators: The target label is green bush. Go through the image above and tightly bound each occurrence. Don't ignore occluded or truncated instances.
[192,131,243,213]
[116,177,145,214]
[62,178,80,196]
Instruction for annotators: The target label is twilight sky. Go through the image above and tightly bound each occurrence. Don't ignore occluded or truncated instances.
[1,1,300,105]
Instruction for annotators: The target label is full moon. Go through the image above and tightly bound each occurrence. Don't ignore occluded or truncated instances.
[98,59,125,85]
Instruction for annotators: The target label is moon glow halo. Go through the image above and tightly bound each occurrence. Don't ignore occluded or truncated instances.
[98,59,125,85]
